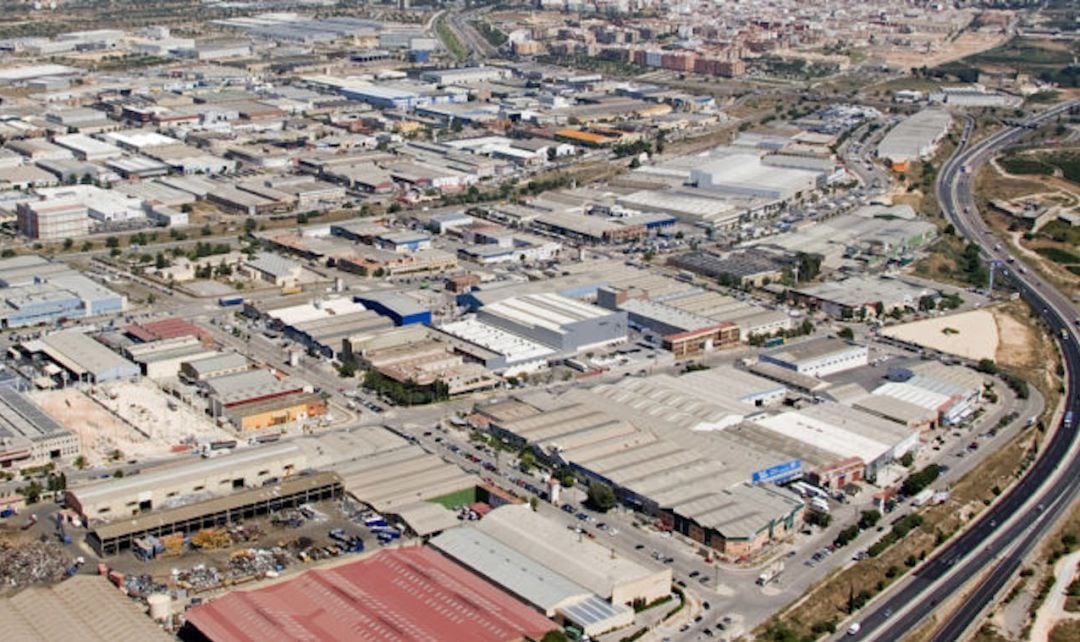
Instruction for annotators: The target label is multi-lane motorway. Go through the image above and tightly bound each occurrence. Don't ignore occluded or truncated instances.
[848,100,1080,641]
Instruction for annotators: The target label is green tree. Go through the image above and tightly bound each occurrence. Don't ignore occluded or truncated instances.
[105,236,120,249]
[63,238,73,250]
[244,217,257,234]
[838,327,855,340]
[587,481,617,512]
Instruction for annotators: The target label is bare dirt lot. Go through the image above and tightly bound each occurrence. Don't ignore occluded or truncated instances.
[882,309,1000,360]
[884,30,1011,69]
[31,382,233,466]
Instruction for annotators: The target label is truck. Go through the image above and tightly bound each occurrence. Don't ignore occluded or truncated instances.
[809,497,830,514]
[911,488,935,507]
[757,561,784,586]
[218,295,245,307]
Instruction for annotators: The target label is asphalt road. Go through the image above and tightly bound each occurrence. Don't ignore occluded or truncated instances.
[846,99,1080,641]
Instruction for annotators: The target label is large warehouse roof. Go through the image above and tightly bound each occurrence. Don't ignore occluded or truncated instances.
[483,292,612,333]
[477,504,670,601]
[184,547,558,642]
[334,444,475,511]
[29,330,138,381]
[0,576,171,641]
[431,527,593,614]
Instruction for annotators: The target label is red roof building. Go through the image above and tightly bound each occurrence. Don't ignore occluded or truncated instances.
[184,546,558,642]
[126,317,211,343]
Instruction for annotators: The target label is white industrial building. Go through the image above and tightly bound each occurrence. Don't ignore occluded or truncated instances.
[876,109,952,167]
[759,337,868,378]
[125,336,219,379]
[689,150,824,201]
[872,361,985,426]
[756,403,918,476]
[52,134,123,161]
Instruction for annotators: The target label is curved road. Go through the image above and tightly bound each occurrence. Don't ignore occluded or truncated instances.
[847,100,1080,641]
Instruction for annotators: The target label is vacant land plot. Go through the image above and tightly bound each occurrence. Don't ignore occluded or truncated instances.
[882,309,999,360]
[92,380,232,448]
[31,382,231,466]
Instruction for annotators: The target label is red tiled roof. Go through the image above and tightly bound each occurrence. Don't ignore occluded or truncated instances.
[185,547,557,642]
[126,318,210,343]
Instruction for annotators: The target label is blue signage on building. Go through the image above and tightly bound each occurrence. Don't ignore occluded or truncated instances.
[751,459,802,484]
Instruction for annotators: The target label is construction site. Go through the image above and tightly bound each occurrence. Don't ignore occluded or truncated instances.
[29,381,234,466]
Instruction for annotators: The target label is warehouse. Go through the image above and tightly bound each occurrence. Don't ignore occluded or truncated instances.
[759,337,868,378]
[66,441,308,522]
[0,274,126,329]
[432,526,596,611]
[356,291,431,326]
[24,330,139,383]
[51,133,123,161]
[478,387,805,556]
[204,368,309,419]
[0,576,171,642]
[87,472,343,556]
[124,336,219,379]
[876,109,952,170]
[788,276,937,319]
[689,151,824,201]
[872,361,985,426]
[757,403,918,477]
[660,289,794,340]
[0,387,80,472]
[224,391,327,433]
[125,317,210,344]
[183,547,558,642]
[479,504,672,606]
[180,352,251,382]
[477,293,628,356]
[238,253,301,288]
[334,444,477,515]
[618,298,739,357]
[431,528,634,636]
[749,205,938,270]
[256,296,395,358]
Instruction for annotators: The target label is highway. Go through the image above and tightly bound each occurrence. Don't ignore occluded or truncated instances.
[848,99,1080,641]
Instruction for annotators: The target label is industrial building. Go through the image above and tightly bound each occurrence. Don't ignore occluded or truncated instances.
[871,361,985,427]
[476,385,806,557]
[617,298,740,357]
[355,291,432,326]
[349,325,501,397]
[0,270,126,329]
[476,293,628,356]
[182,547,558,642]
[477,504,671,606]
[756,403,919,478]
[67,441,309,522]
[440,292,626,375]
[180,352,251,382]
[759,337,868,378]
[87,472,344,556]
[750,205,938,270]
[124,336,219,379]
[0,387,80,471]
[252,296,395,359]
[15,197,88,240]
[203,368,325,432]
[789,276,938,319]
[0,576,172,642]
[689,150,825,201]
[876,109,952,171]
[23,330,139,383]
[238,253,301,288]
[431,526,637,636]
